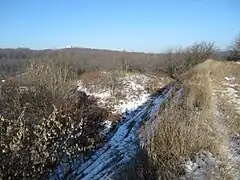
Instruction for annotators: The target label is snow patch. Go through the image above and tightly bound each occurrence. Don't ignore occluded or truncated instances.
[77,74,156,114]
[217,76,240,115]
[116,93,149,113]
[181,152,218,180]
[225,76,236,81]
[50,84,175,180]
[77,84,111,100]
[100,120,113,137]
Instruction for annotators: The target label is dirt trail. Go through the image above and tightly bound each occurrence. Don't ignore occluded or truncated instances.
[212,77,240,178]
[50,83,177,180]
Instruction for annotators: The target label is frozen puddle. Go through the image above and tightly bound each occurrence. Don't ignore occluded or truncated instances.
[50,84,175,180]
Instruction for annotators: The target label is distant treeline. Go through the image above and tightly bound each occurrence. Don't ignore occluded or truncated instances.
[0,47,229,79]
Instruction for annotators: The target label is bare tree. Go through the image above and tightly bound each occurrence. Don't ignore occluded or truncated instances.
[228,33,240,61]
[121,58,128,72]
[163,48,184,79]
[163,49,176,78]
[184,41,215,68]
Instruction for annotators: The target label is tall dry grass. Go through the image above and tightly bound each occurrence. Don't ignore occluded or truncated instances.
[145,60,240,179]
[142,61,234,179]
[146,89,220,179]
[218,96,240,135]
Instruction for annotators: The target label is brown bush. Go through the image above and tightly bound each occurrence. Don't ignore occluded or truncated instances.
[0,80,111,179]
[162,42,215,79]
[147,99,218,179]
[24,58,77,101]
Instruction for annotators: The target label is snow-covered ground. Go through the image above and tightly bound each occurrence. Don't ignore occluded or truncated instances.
[77,73,165,143]
[181,151,220,180]
[77,73,163,114]
[50,70,240,179]
[221,75,240,178]
[222,76,240,115]
[50,83,175,180]
[50,69,240,179]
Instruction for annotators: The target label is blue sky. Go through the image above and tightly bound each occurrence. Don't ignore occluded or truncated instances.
[1,0,239,52]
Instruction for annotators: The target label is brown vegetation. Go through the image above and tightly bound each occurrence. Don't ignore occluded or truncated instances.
[163,42,215,79]
[0,34,239,179]
[0,41,226,80]
[0,60,113,179]
[123,60,239,179]
[228,32,240,61]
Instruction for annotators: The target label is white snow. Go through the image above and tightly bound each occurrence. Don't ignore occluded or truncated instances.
[50,84,175,180]
[77,84,111,100]
[1,80,5,83]
[77,74,157,114]
[184,160,198,174]
[225,76,236,81]
[115,93,149,113]
[181,152,218,180]
[100,120,113,137]
[222,79,240,114]
[74,86,173,180]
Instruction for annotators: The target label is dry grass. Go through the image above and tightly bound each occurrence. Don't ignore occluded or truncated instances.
[147,92,220,179]
[145,74,173,94]
[207,60,240,133]
[218,95,240,134]
[24,59,78,101]
[142,60,236,179]
[121,73,222,179]
[206,59,240,84]
[117,149,157,180]
[80,70,171,96]
[79,71,124,96]
[84,60,239,179]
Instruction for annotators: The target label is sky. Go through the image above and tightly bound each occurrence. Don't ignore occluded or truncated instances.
[1,0,240,52]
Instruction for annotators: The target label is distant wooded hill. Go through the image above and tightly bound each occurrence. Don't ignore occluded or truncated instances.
[0,47,229,78]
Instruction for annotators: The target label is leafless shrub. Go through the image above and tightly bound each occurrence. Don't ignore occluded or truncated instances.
[228,33,240,61]
[163,48,184,79]
[24,58,77,101]
[120,58,133,73]
[80,70,123,96]
[183,41,215,69]
[0,80,111,179]
[163,42,215,79]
